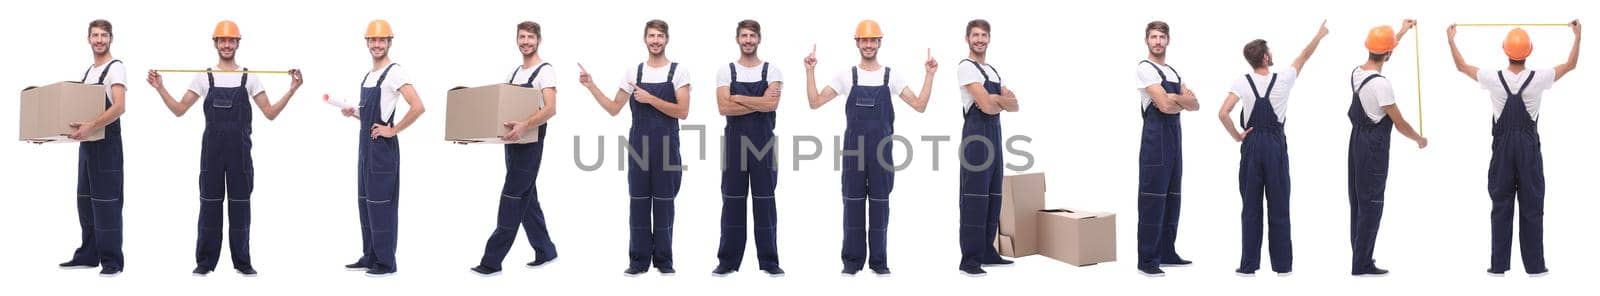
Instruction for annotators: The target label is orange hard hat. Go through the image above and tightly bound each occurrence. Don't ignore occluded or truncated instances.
[1365,26,1396,54]
[854,20,883,39]
[365,19,394,38]
[1503,28,1532,61]
[213,20,241,39]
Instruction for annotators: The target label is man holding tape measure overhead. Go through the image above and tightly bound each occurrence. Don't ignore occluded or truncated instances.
[1346,20,1427,278]
[339,19,426,278]
[147,20,303,277]
[1447,19,1580,277]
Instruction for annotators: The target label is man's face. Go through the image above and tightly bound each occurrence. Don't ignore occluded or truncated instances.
[856,37,881,60]
[645,28,667,55]
[88,27,111,55]
[737,28,760,56]
[518,30,540,56]
[967,28,989,55]
[367,37,391,59]
[1146,30,1168,57]
[214,37,239,60]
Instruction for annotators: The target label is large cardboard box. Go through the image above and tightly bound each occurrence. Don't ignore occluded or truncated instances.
[19,82,106,143]
[994,172,1046,257]
[445,84,543,144]
[1037,208,1117,266]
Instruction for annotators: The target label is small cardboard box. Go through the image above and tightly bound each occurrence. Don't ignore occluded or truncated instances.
[19,82,106,143]
[445,84,543,144]
[1037,208,1117,266]
[994,172,1046,257]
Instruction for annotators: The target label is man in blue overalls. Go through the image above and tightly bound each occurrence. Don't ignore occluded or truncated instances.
[577,19,693,277]
[56,19,129,277]
[955,19,1019,277]
[340,19,427,278]
[148,20,303,277]
[802,19,936,277]
[1346,21,1427,277]
[713,19,785,277]
[471,21,560,277]
[1134,20,1201,277]
[1217,21,1327,277]
[1446,20,1581,277]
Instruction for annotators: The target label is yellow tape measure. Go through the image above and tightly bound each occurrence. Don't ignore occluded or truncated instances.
[1415,28,1424,136]
[1455,23,1569,27]
[154,69,292,74]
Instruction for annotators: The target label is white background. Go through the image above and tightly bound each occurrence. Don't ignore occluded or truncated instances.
[0,0,1589,294]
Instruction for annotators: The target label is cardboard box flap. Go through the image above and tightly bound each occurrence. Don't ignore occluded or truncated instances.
[1041,208,1109,219]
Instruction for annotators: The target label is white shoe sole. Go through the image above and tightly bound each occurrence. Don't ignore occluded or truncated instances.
[1140,271,1166,277]
[364,272,395,278]
[1277,272,1293,277]
[623,272,643,278]
[1530,272,1549,278]
[470,270,500,277]
[98,273,120,278]
[238,272,259,278]
[711,272,731,278]
[345,267,369,271]
[59,265,97,270]
[1236,272,1256,277]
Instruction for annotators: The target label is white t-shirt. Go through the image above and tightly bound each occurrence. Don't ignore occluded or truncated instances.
[1135,61,1181,111]
[957,60,1002,112]
[82,61,126,99]
[1350,69,1395,123]
[505,63,558,90]
[716,61,783,88]
[188,70,267,101]
[362,63,412,120]
[619,63,691,95]
[829,67,910,102]
[1228,67,1299,124]
[1476,68,1555,121]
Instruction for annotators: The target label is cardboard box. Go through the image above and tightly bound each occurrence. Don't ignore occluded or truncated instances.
[19,82,106,143]
[1037,208,1117,266]
[445,84,543,144]
[994,172,1046,257]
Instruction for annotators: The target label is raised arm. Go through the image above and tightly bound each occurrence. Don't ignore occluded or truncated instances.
[804,44,840,109]
[1292,20,1330,74]
[254,69,302,120]
[1555,20,1582,81]
[578,63,628,116]
[1446,24,1482,80]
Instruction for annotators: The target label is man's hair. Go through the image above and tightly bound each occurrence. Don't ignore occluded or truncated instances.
[517,21,541,38]
[645,19,669,37]
[1145,21,1169,38]
[967,19,991,35]
[1244,39,1270,68]
[737,19,760,37]
[88,19,112,37]
[1369,52,1390,63]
